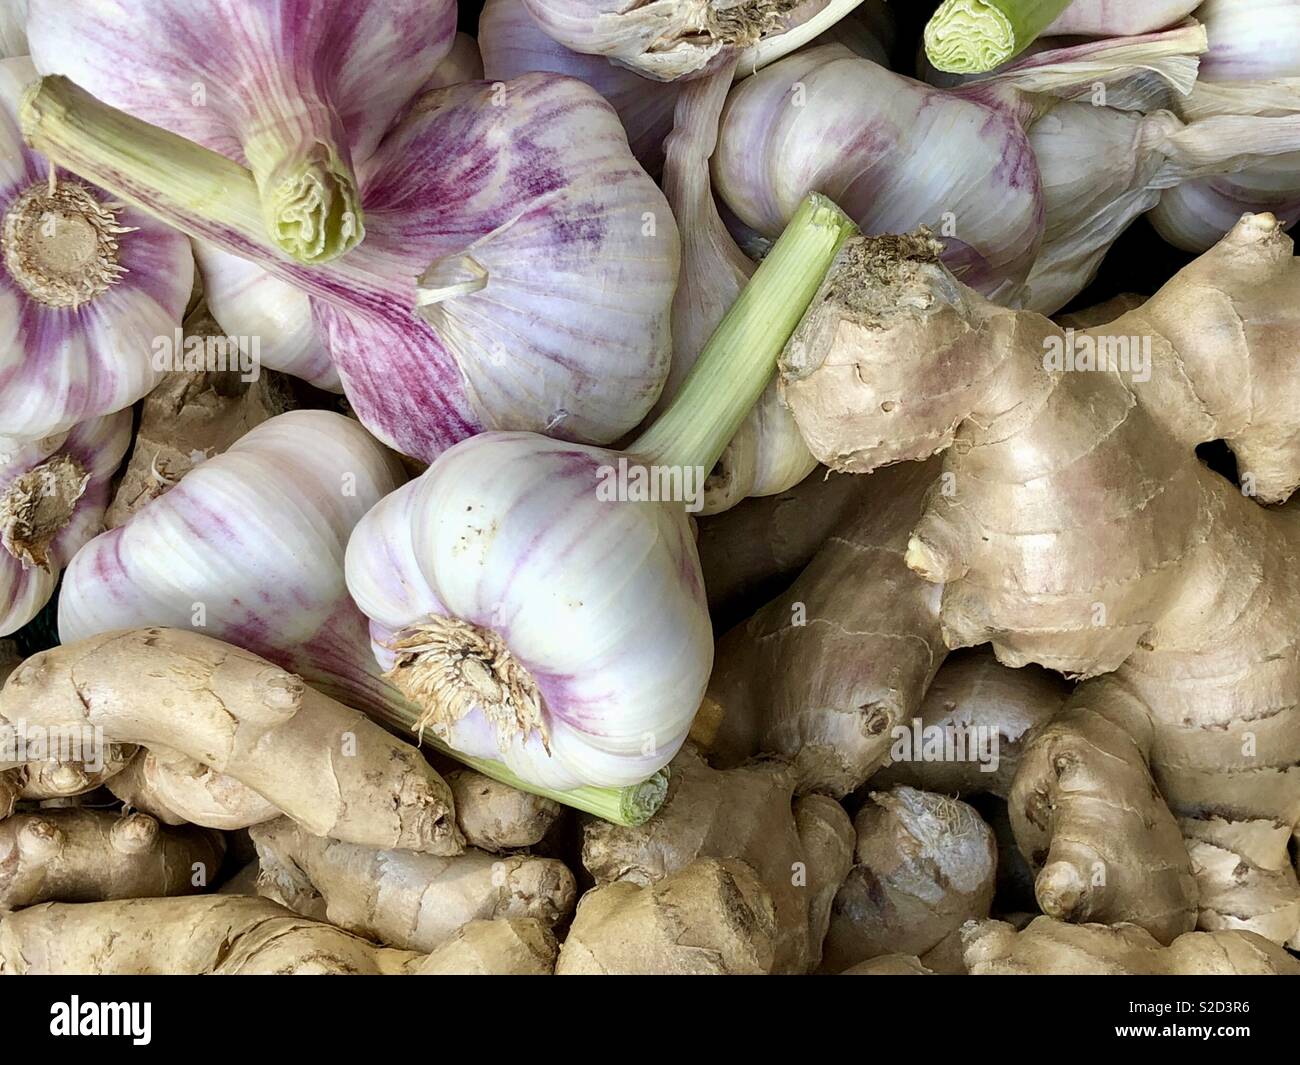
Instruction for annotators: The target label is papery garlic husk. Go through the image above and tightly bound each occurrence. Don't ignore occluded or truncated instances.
[28,0,457,264]
[809,0,894,66]
[0,57,191,444]
[480,0,678,174]
[1149,0,1300,252]
[345,433,710,790]
[659,63,812,513]
[0,0,26,58]
[522,0,831,82]
[58,410,407,709]
[191,33,485,396]
[1,411,130,635]
[26,73,681,466]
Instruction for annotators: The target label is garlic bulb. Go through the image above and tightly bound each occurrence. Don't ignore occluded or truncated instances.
[521,0,832,82]
[28,0,457,264]
[659,64,813,512]
[191,34,485,396]
[715,44,1044,300]
[479,0,679,173]
[27,72,681,465]
[0,57,192,445]
[1,411,130,636]
[58,410,406,707]
[345,193,856,792]
[1150,0,1300,251]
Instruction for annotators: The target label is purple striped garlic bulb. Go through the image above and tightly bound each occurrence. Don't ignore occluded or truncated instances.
[1,411,130,635]
[28,0,458,264]
[0,57,191,444]
[25,72,680,464]
[715,44,1044,300]
[345,433,710,791]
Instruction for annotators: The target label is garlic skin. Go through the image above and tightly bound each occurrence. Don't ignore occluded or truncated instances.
[714,45,1043,299]
[1044,0,1201,36]
[28,0,457,264]
[480,0,679,173]
[0,57,191,444]
[521,0,831,82]
[1,411,130,636]
[0,0,26,57]
[345,433,710,790]
[57,410,406,708]
[424,32,485,88]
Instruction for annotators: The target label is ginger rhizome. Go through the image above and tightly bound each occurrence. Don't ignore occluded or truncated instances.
[579,744,853,973]
[0,809,223,911]
[781,213,1300,947]
[0,628,463,855]
[251,818,576,953]
[0,896,557,975]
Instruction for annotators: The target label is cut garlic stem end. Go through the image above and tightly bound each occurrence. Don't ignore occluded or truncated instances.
[261,147,364,265]
[925,0,1072,74]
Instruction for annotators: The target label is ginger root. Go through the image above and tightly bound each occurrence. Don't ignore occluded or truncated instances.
[841,955,934,975]
[0,629,462,855]
[417,918,558,975]
[781,214,1300,946]
[556,858,780,975]
[0,895,537,975]
[964,916,1300,975]
[580,745,853,972]
[445,767,565,852]
[823,787,996,974]
[107,748,279,830]
[251,818,575,953]
[0,808,223,911]
[17,743,136,801]
[698,459,946,796]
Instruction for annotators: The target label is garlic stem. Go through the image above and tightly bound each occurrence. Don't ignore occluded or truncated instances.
[925,0,1074,74]
[630,193,856,474]
[21,76,392,308]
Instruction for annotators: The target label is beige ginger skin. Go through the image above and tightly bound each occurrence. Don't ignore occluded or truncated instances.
[779,214,1300,947]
